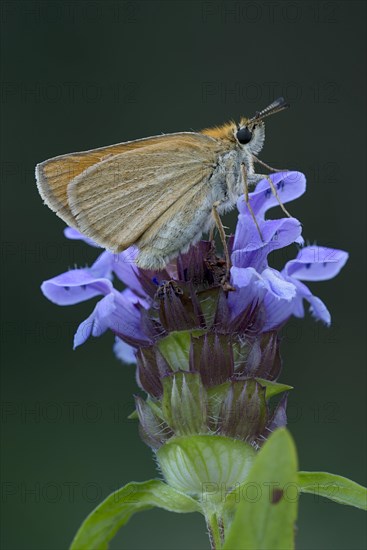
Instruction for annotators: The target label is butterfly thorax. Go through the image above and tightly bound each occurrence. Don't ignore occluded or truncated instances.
[201,121,237,144]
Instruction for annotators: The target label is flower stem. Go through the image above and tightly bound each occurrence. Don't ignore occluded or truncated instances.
[206,512,224,550]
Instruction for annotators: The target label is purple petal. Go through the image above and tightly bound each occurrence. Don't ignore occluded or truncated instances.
[231,266,259,286]
[111,248,147,296]
[41,269,113,305]
[107,291,151,345]
[74,293,116,348]
[64,229,146,295]
[232,216,302,271]
[259,270,299,330]
[283,246,349,281]
[262,276,331,331]
[113,337,137,364]
[90,251,115,279]
[120,288,150,310]
[261,268,297,301]
[64,227,100,248]
[262,294,297,331]
[292,279,331,325]
[230,267,297,326]
[229,267,266,317]
[88,248,148,298]
[237,171,306,219]
[73,289,150,349]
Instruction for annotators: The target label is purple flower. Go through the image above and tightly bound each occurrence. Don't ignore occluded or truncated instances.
[230,171,348,329]
[40,171,348,364]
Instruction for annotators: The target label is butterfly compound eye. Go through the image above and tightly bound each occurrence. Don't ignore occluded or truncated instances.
[236,127,252,144]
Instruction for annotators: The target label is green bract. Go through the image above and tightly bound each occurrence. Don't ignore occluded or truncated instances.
[157,435,256,501]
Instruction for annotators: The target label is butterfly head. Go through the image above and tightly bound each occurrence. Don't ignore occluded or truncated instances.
[235,97,289,155]
[235,120,265,155]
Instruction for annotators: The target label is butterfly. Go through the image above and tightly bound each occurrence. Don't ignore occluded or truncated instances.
[36,97,289,270]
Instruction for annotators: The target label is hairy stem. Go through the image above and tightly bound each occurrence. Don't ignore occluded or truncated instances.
[206,512,224,550]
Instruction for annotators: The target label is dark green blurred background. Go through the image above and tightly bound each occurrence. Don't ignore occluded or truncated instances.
[1,1,366,548]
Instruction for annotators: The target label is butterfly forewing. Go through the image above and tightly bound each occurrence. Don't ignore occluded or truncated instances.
[65,133,224,252]
[36,134,186,227]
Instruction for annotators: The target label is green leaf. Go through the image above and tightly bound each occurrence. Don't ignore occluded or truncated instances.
[158,329,205,371]
[298,471,367,510]
[223,428,299,550]
[255,378,293,399]
[70,479,200,550]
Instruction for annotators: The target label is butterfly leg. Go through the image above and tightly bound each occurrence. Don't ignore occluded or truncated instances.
[211,201,233,288]
[252,154,288,173]
[241,163,264,241]
[263,174,292,217]
[208,224,215,243]
[246,167,292,219]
